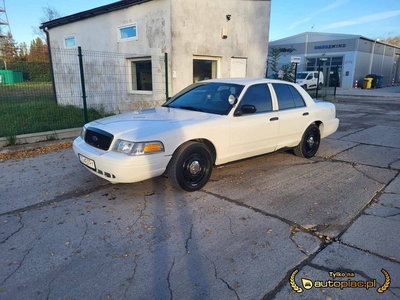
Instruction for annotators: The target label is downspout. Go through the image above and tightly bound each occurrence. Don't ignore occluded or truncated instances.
[368,40,376,74]
[43,27,58,103]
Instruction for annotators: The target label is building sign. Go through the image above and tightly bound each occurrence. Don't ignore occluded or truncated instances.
[291,56,301,63]
[314,44,346,50]
[279,45,296,53]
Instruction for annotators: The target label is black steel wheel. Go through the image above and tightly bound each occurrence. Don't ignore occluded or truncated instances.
[294,124,320,158]
[168,141,213,191]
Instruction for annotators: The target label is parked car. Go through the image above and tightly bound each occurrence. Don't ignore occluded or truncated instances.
[296,71,324,90]
[73,78,339,191]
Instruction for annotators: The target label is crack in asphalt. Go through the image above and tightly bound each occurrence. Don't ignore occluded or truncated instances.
[202,190,324,242]
[0,182,113,218]
[1,244,34,287]
[123,260,138,299]
[0,213,24,244]
[75,215,89,251]
[130,196,148,229]
[167,258,175,300]
[288,227,311,256]
[185,225,193,254]
[223,211,234,236]
[338,240,400,265]
[205,255,240,300]
[45,275,58,300]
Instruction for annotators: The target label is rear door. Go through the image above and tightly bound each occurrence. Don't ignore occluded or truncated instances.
[271,83,311,149]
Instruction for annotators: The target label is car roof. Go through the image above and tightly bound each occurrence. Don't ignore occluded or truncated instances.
[201,78,288,86]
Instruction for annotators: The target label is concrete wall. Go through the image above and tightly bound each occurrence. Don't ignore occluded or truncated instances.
[170,0,270,94]
[48,0,171,112]
[47,0,270,110]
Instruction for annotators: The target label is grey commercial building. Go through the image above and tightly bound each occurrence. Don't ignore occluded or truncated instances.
[269,32,400,89]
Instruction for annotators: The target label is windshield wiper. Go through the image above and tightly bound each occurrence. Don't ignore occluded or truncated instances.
[178,106,204,112]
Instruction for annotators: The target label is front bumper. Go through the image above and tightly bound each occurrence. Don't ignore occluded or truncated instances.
[73,137,171,183]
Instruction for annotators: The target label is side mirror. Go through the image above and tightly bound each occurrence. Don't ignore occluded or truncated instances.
[228,94,238,105]
[234,104,257,116]
[241,105,257,114]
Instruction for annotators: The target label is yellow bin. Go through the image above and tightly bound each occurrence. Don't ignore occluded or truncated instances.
[363,78,373,89]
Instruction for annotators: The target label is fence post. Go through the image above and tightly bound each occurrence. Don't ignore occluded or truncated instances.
[165,53,169,100]
[77,46,88,124]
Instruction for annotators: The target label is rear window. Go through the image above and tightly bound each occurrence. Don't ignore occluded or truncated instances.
[272,83,305,110]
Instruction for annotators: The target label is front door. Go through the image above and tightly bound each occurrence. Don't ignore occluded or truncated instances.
[229,84,279,161]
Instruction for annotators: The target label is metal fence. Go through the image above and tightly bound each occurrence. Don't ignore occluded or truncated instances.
[0,47,167,142]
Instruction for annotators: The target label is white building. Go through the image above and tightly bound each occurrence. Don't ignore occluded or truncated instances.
[269,32,400,89]
[41,0,271,112]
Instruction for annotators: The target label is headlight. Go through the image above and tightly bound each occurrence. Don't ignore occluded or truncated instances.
[80,126,87,140]
[114,140,164,156]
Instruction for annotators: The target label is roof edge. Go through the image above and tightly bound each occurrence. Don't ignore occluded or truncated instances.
[40,0,153,30]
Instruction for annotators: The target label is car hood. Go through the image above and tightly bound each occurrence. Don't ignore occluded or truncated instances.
[88,107,211,137]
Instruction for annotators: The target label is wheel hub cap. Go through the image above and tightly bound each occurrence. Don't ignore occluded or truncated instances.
[189,161,201,175]
[307,136,315,148]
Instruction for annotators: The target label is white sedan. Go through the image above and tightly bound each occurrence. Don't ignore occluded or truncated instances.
[73,78,339,191]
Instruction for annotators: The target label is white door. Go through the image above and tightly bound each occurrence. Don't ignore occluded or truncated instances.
[230,58,247,78]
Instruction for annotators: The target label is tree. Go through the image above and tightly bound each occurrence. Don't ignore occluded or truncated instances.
[0,32,17,69]
[18,42,29,61]
[268,46,281,76]
[28,38,49,63]
[32,5,63,41]
[267,45,295,82]
[383,36,400,47]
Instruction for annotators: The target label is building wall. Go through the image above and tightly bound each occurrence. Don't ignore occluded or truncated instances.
[47,0,270,110]
[170,0,270,94]
[48,0,171,112]
[269,33,400,89]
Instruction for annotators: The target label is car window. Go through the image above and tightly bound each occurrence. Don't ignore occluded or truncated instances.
[239,84,272,113]
[272,83,300,110]
[164,82,244,115]
[289,85,305,107]
[297,73,307,79]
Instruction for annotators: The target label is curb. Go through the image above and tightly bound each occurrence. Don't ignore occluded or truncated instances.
[0,128,80,153]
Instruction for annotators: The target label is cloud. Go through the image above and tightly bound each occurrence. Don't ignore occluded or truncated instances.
[287,0,349,30]
[321,10,400,30]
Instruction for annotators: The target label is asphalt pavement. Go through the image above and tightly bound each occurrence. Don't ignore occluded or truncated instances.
[0,85,399,300]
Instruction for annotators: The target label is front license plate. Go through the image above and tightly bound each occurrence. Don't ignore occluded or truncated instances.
[79,154,96,170]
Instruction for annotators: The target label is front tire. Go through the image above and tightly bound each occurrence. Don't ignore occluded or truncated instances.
[294,124,320,158]
[167,141,213,192]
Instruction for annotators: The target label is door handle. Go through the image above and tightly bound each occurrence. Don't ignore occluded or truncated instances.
[303,112,309,116]
[270,117,279,121]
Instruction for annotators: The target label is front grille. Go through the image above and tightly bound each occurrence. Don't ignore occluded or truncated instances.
[85,127,114,151]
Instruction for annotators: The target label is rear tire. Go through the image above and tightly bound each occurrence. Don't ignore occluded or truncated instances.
[167,141,213,192]
[294,124,320,158]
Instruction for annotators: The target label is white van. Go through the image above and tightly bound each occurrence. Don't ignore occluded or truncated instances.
[296,71,324,90]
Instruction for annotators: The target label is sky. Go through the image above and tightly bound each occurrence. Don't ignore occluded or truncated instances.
[2,0,400,46]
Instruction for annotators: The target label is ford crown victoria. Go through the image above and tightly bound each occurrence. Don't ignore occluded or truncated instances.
[73,78,339,191]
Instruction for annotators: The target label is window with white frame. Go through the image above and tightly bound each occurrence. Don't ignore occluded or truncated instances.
[118,23,138,42]
[129,58,153,92]
[64,36,76,48]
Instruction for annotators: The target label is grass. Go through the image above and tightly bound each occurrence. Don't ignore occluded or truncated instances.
[0,82,110,138]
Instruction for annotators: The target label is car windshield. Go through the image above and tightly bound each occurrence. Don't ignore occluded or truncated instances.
[163,82,244,115]
[297,73,308,79]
